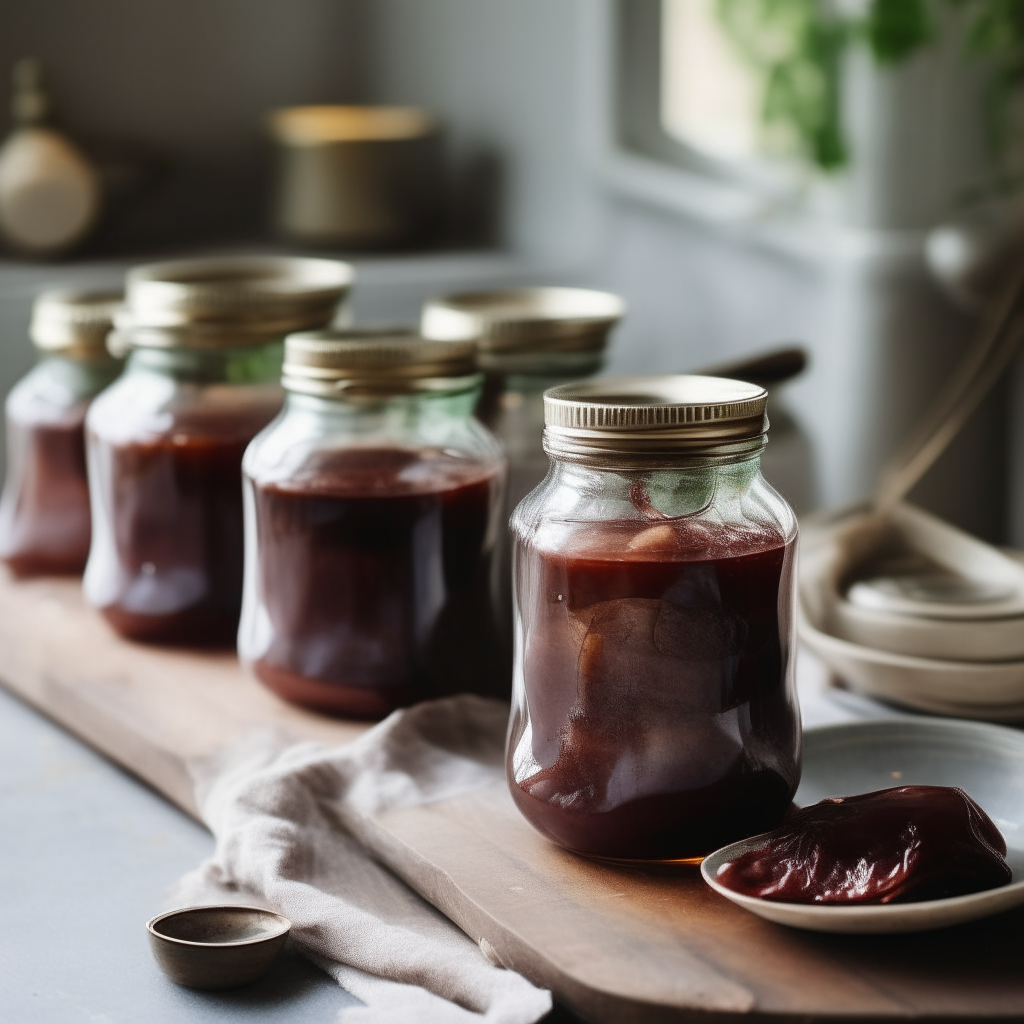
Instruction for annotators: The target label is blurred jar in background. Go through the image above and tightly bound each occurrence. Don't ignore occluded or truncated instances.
[0,289,122,576]
[84,256,352,646]
[507,376,800,861]
[422,287,624,651]
[421,288,624,510]
[239,328,506,717]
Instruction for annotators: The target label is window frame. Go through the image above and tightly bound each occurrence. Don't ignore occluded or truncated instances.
[605,0,809,233]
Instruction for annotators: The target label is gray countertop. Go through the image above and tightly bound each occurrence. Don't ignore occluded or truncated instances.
[0,684,360,1022]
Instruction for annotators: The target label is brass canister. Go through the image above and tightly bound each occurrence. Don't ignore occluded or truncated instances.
[269,105,442,250]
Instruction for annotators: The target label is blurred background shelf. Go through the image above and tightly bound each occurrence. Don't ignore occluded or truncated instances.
[1,0,1016,549]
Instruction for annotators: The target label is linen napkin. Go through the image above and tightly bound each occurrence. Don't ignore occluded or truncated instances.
[171,694,552,1023]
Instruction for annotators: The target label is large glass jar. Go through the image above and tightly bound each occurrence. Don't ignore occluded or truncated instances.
[84,256,352,646]
[0,290,122,576]
[239,328,507,718]
[508,376,800,862]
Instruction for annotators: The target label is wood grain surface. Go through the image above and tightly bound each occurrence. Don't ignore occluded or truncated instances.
[0,571,365,815]
[0,571,1022,1022]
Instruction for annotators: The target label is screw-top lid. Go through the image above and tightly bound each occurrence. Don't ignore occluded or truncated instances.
[111,256,354,353]
[30,288,123,357]
[543,375,769,467]
[421,287,624,371]
[282,327,479,397]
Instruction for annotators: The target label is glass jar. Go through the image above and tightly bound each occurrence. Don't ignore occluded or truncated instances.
[84,256,352,646]
[0,290,122,576]
[421,287,623,511]
[508,376,800,861]
[239,328,507,718]
[422,287,624,654]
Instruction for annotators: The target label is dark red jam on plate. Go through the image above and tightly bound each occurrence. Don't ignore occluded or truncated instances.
[249,446,504,717]
[510,513,800,861]
[714,785,1011,904]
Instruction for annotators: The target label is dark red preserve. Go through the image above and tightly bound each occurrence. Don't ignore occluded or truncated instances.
[714,786,1011,903]
[508,376,800,861]
[88,403,280,644]
[0,290,122,577]
[249,447,503,716]
[1,402,91,576]
[239,328,507,717]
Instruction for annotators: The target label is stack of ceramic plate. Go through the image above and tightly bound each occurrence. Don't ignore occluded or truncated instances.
[799,502,1024,722]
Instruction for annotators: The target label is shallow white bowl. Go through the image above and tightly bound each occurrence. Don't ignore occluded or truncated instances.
[701,719,1024,933]
[800,609,1024,721]
[799,505,1024,719]
[829,597,1024,663]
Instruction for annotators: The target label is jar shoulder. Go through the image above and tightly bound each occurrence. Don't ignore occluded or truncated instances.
[511,461,797,554]
[87,364,283,445]
[244,401,506,488]
[7,358,116,426]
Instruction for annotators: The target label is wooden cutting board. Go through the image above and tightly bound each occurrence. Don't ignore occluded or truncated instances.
[0,570,1022,1023]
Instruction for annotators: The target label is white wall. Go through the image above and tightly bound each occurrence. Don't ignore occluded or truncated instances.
[360,0,1005,540]
[0,0,1006,539]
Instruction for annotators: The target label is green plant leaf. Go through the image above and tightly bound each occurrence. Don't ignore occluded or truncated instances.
[865,0,934,65]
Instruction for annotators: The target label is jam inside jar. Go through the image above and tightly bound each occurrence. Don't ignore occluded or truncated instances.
[0,357,120,576]
[85,347,284,645]
[247,446,504,716]
[82,255,352,646]
[239,328,508,717]
[508,376,801,861]
[0,290,123,577]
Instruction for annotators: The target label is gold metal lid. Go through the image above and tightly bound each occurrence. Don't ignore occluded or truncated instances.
[282,327,479,397]
[30,288,123,357]
[269,105,437,146]
[421,287,624,369]
[112,256,354,352]
[543,375,769,467]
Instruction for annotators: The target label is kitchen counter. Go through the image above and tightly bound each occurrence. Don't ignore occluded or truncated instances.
[0,684,361,1022]
[0,638,895,1023]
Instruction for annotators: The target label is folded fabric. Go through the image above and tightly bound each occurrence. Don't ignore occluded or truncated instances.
[171,695,552,1024]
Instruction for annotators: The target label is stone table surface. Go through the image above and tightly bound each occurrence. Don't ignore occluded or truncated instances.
[0,684,362,1023]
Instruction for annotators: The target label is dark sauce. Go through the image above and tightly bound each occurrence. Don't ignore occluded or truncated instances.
[91,406,277,646]
[715,785,1011,903]
[249,447,504,717]
[510,504,799,861]
[0,405,91,576]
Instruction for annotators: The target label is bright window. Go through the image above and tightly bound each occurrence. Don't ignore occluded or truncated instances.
[660,0,762,163]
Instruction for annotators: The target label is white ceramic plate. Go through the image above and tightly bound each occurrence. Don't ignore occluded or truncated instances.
[701,718,1024,933]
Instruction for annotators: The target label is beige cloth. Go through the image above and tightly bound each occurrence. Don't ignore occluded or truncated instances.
[172,696,552,1023]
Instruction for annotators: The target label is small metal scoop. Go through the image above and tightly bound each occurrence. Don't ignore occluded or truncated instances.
[147,905,291,990]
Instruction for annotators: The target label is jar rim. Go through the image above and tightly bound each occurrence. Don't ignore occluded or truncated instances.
[421,287,624,356]
[542,375,769,467]
[31,288,123,358]
[113,256,353,352]
[282,326,480,397]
